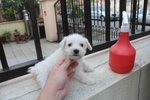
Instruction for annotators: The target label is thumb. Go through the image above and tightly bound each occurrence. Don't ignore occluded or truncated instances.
[61,57,71,70]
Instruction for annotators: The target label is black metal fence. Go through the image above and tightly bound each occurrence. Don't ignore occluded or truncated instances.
[0,0,43,82]
[1,0,150,82]
[55,0,150,52]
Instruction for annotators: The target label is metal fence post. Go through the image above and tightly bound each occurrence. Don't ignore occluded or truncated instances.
[105,0,110,41]
[131,0,137,34]
[27,0,43,61]
[142,0,148,31]
[84,0,92,45]
[0,42,9,70]
[60,0,69,36]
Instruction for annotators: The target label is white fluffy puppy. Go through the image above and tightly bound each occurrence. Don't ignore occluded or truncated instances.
[29,34,95,87]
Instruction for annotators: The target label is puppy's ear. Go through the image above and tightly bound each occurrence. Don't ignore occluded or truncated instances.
[85,38,92,51]
[59,37,67,48]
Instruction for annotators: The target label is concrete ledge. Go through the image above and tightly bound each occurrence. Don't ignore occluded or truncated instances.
[0,35,150,100]
[139,63,150,100]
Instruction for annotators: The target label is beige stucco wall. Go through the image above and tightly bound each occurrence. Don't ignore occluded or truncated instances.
[0,20,25,40]
[40,0,58,42]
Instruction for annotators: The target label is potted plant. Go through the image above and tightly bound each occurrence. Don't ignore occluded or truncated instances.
[2,31,11,42]
[14,29,21,43]
[0,35,6,43]
[20,34,27,42]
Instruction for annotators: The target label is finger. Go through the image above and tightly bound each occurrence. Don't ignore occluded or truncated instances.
[68,72,75,80]
[67,69,75,76]
[70,58,76,62]
[54,58,66,69]
[68,61,78,70]
[61,57,71,70]
[58,58,66,66]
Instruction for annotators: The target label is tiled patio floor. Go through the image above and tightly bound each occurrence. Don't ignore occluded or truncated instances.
[0,39,59,69]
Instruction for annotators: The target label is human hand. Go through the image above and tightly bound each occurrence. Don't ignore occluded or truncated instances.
[37,58,78,100]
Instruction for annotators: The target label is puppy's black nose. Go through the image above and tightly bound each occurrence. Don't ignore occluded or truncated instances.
[73,49,79,54]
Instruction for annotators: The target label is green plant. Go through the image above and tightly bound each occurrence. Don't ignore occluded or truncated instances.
[2,31,11,41]
[1,0,39,20]
[0,35,6,43]
[14,29,20,37]
[5,0,39,10]
[3,7,15,20]
[14,29,19,33]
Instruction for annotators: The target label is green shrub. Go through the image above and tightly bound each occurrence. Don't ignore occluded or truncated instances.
[3,8,15,20]
[2,31,11,41]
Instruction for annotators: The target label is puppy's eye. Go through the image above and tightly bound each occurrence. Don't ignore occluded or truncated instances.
[80,43,84,47]
[68,43,72,47]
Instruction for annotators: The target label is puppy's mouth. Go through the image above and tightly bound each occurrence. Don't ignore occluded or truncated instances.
[73,54,80,56]
[70,54,81,59]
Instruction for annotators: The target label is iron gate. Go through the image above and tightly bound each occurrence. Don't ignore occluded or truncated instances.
[55,0,150,53]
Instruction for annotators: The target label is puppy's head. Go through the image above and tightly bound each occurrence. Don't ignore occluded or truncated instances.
[60,34,92,59]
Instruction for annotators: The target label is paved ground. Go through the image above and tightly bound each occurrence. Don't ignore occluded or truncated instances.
[0,39,59,69]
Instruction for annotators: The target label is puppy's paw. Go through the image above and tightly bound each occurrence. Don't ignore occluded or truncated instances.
[28,67,37,75]
[80,78,95,85]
